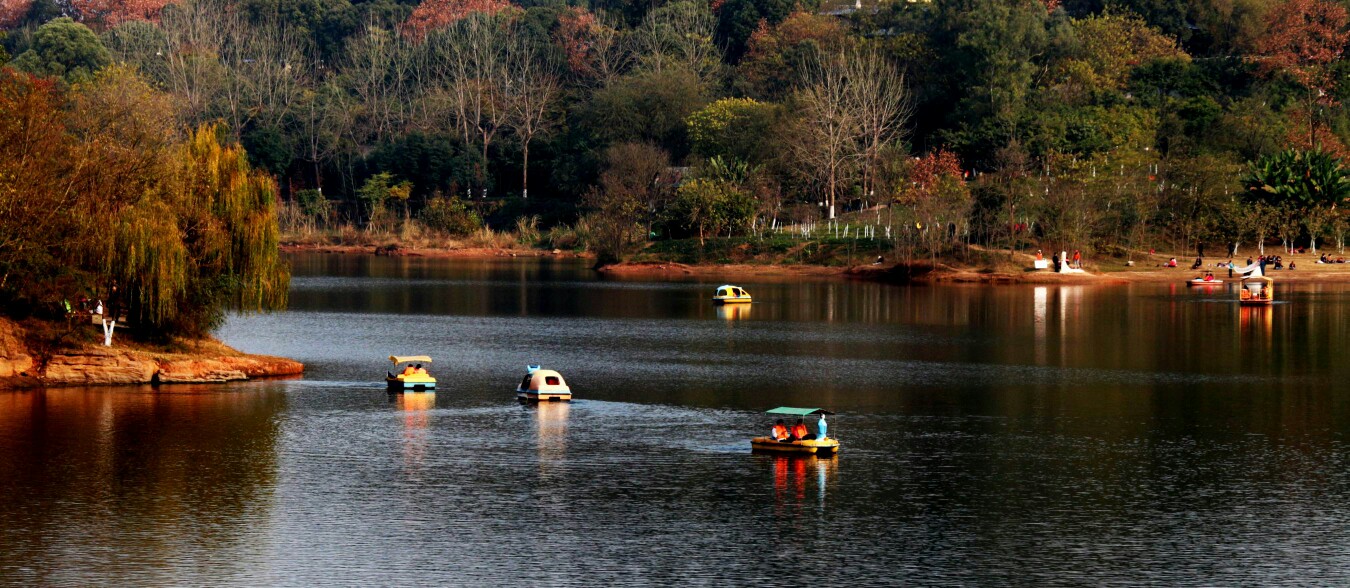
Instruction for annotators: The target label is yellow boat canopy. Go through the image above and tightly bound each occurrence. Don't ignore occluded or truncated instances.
[390,355,434,364]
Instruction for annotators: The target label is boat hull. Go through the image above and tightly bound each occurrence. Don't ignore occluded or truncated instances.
[388,378,436,391]
[750,436,839,455]
[712,297,752,304]
[1239,299,1273,306]
[1187,280,1223,286]
[517,388,571,402]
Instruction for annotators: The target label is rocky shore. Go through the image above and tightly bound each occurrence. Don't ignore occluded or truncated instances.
[0,318,303,389]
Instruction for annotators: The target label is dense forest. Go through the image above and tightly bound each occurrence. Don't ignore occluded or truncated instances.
[4,0,1350,274]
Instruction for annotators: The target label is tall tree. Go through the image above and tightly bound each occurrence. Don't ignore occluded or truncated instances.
[505,36,559,199]
[790,49,860,219]
[849,46,912,205]
[1252,0,1349,149]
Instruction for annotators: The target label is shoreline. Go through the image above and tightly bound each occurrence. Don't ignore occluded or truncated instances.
[283,243,1350,284]
[0,318,303,390]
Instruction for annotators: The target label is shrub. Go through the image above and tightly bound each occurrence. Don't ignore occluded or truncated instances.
[419,196,481,236]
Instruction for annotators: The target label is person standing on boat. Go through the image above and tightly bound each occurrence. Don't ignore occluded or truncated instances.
[818,414,828,439]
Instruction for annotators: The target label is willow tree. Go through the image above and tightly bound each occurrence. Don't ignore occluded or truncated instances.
[105,124,289,337]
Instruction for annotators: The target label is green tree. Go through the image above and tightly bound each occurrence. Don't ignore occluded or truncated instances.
[686,97,781,163]
[584,64,707,157]
[669,177,755,245]
[358,172,412,231]
[419,196,482,235]
[11,17,112,84]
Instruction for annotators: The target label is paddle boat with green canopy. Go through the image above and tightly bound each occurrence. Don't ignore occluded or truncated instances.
[751,407,839,454]
[387,355,436,391]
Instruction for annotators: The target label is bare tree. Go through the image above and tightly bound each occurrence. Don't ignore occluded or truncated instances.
[505,40,560,199]
[791,50,860,220]
[848,47,911,206]
[427,14,511,195]
[219,12,309,139]
[344,23,415,144]
[160,1,228,125]
[636,0,721,85]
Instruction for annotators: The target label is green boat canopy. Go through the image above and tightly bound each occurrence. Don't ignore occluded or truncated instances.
[765,407,834,416]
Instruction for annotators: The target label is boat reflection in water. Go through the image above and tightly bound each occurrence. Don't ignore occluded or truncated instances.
[1239,305,1274,343]
[764,453,837,512]
[716,303,752,321]
[531,401,570,488]
[394,392,435,471]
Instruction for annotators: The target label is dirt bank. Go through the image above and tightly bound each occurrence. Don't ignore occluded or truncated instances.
[281,243,586,259]
[0,317,303,389]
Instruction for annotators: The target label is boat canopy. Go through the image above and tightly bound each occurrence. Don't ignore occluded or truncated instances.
[766,407,834,416]
[390,355,434,364]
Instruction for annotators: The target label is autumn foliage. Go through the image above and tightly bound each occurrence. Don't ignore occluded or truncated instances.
[1253,0,1350,101]
[904,149,965,204]
[401,0,512,41]
[554,7,599,78]
[0,0,31,29]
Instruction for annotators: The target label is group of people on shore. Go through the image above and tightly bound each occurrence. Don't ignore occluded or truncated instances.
[1317,254,1347,264]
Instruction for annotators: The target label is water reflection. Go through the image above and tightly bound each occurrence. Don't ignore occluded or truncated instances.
[0,385,283,585]
[765,454,837,513]
[715,303,752,321]
[393,392,435,472]
[532,401,569,465]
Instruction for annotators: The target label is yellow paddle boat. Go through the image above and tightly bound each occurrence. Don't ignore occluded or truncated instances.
[517,365,571,402]
[712,285,752,304]
[1238,275,1274,306]
[387,355,436,391]
[751,407,839,455]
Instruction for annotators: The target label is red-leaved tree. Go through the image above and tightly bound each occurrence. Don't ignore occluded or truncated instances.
[401,0,511,41]
[0,0,33,28]
[62,0,172,29]
[554,6,598,78]
[1253,0,1350,146]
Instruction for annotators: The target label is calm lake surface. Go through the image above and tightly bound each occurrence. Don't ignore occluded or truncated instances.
[5,253,1350,586]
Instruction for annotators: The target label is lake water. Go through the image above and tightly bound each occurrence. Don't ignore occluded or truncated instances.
[4,253,1350,586]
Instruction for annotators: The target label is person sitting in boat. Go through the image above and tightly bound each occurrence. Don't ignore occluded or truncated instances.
[771,419,790,442]
[414,364,427,375]
[792,419,812,441]
[402,364,416,376]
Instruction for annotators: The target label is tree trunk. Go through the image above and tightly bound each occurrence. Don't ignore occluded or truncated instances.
[522,143,530,199]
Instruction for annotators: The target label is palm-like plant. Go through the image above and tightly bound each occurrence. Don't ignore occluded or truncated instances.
[1243,149,1350,209]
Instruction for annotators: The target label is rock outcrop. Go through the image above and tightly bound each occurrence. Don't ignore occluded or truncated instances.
[0,317,34,379]
[0,318,303,389]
